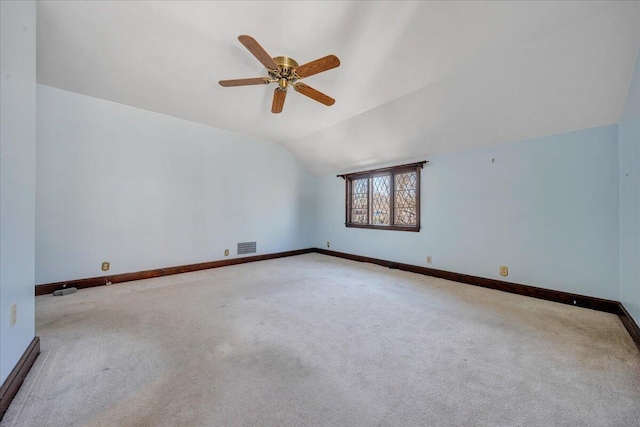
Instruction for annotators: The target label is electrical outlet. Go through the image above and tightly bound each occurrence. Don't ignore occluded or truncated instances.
[101,262,110,271]
[327,241,330,248]
[10,304,17,326]
[426,256,432,264]
[224,249,229,256]
[500,266,508,277]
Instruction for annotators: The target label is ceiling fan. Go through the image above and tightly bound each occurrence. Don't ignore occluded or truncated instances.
[219,35,340,114]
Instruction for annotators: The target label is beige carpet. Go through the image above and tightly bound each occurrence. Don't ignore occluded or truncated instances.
[2,253,639,426]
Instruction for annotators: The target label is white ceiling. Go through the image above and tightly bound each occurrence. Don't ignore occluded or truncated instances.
[37,1,640,175]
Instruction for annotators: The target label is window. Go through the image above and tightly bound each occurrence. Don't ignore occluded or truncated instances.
[340,161,425,232]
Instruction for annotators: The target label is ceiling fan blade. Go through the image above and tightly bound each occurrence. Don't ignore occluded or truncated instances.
[238,35,279,71]
[272,88,286,114]
[218,77,271,87]
[294,55,340,78]
[219,77,270,87]
[294,82,335,106]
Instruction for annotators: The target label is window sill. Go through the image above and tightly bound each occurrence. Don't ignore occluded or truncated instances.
[345,223,421,232]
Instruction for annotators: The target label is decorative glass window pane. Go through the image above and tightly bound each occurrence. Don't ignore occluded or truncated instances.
[394,172,417,226]
[371,175,391,225]
[351,178,368,224]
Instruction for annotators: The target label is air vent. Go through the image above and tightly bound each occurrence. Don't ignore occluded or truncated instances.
[237,241,257,255]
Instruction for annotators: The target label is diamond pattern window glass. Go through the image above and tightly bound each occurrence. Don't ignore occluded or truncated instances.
[343,162,425,232]
[371,175,391,225]
[394,172,417,226]
[350,178,368,224]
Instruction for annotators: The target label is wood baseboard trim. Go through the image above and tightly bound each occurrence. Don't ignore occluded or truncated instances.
[617,303,640,351]
[314,249,640,351]
[314,248,620,314]
[0,337,40,421]
[35,248,315,296]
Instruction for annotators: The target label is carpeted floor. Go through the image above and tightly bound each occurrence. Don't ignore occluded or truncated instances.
[2,253,639,426]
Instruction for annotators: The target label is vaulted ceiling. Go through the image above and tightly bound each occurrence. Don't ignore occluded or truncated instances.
[37,1,640,175]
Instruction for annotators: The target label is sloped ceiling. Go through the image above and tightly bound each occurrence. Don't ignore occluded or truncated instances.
[36,1,640,175]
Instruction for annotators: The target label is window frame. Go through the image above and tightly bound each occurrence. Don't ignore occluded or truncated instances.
[340,161,426,232]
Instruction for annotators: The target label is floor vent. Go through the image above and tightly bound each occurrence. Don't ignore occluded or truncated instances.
[237,241,257,255]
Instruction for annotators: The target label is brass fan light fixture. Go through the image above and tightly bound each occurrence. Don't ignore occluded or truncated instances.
[219,35,340,113]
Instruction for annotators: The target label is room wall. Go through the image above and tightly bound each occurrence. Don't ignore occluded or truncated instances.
[315,125,620,301]
[619,47,640,324]
[36,85,316,285]
[0,1,37,384]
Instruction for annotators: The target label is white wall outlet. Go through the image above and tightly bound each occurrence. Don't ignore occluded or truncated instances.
[500,266,509,277]
[10,304,17,326]
[327,241,330,248]
[224,249,229,256]
[426,256,432,264]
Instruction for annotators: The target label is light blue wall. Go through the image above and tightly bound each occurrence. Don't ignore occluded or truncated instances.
[315,125,620,301]
[0,1,37,384]
[619,47,640,324]
[36,85,316,284]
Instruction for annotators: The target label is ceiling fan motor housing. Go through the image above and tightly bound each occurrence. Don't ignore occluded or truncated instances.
[271,56,300,91]
[273,56,298,73]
